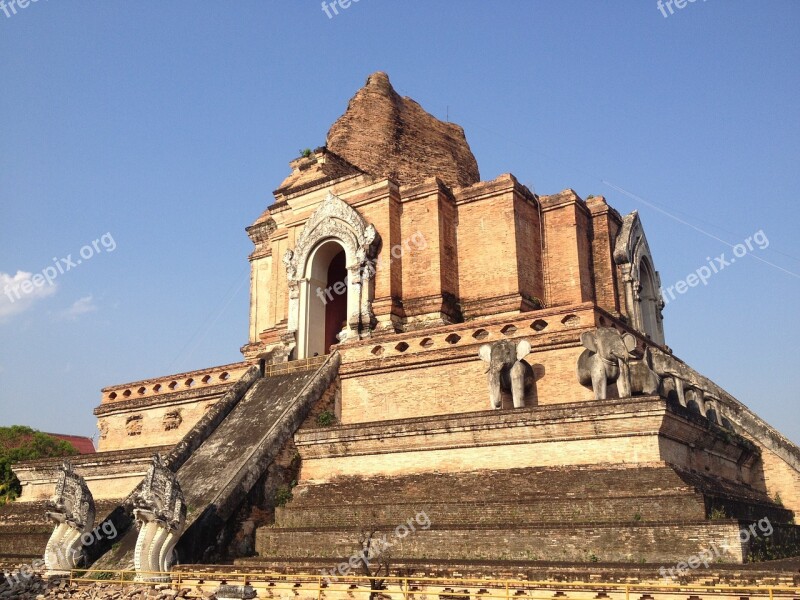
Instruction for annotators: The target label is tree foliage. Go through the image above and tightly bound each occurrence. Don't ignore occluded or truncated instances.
[0,426,77,505]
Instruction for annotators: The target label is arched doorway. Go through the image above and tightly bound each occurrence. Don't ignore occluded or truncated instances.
[299,240,350,358]
[284,192,381,359]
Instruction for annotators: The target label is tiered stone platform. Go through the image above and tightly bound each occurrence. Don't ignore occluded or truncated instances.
[245,395,799,568]
[273,466,791,529]
[253,465,796,565]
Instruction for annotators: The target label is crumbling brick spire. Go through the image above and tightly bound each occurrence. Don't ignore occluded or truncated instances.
[326,71,480,189]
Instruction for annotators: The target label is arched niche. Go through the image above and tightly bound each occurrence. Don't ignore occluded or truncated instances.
[613,211,666,345]
[283,192,381,358]
[298,240,351,358]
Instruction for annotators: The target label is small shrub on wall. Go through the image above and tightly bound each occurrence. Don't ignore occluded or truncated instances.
[316,410,336,427]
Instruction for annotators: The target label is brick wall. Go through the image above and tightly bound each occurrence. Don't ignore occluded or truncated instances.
[541,190,595,307]
[587,196,622,315]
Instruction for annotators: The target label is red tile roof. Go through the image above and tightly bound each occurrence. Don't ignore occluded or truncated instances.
[45,433,96,454]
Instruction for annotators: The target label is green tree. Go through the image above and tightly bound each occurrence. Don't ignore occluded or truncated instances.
[0,426,77,505]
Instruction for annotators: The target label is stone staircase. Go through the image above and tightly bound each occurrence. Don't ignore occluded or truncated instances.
[89,353,340,570]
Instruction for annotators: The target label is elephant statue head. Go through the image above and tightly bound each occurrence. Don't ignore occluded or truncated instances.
[479,339,534,409]
[576,327,637,400]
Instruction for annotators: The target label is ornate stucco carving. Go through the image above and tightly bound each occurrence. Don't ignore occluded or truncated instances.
[44,462,96,575]
[283,192,382,353]
[285,192,380,277]
[132,454,186,581]
[614,211,665,345]
[126,414,143,436]
[163,410,183,431]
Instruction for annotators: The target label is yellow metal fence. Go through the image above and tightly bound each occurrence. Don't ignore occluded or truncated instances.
[264,355,328,377]
[68,569,800,600]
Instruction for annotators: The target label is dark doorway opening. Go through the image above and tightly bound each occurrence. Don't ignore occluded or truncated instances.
[325,250,347,353]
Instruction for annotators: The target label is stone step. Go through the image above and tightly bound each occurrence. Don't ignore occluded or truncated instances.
[288,466,701,506]
[275,495,706,528]
[281,465,790,529]
[255,522,800,565]
[0,532,50,558]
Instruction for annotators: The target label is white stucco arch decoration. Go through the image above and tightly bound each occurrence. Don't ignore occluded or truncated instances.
[613,210,666,345]
[283,192,381,358]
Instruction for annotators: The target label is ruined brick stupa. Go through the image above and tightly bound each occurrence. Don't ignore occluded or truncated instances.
[3,72,799,575]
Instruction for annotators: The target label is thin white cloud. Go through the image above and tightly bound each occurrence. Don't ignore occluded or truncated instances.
[59,295,97,321]
[0,271,58,323]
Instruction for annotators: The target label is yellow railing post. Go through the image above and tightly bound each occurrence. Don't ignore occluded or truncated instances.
[625,584,629,600]
[318,575,323,600]
[505,580,510,600]
[769,588,774,600]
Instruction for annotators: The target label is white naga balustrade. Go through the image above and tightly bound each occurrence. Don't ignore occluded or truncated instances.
[44,462,96,575]
[132,454,186,582]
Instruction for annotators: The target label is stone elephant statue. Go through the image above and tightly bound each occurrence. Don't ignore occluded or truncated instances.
[576,328,637,400]
[649,347,722,409]
[479,339,534,409]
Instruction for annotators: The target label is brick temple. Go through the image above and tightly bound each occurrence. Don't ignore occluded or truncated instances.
[3,72,798,578]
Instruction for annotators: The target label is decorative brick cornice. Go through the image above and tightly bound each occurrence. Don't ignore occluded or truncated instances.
[100,362,249,405]
[93,384,231,416]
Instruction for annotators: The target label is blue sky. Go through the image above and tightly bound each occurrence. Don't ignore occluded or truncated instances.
[1,1,798,447]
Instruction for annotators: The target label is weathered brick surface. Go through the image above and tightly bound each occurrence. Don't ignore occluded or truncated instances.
[454,176,542,318]
[540,191,594,307]
[256,522,749,564]
[336,309,600,424]
[587,196,622,315]
[298,397,668,479]
[326,72,480,189]
[256,464,799,565]
[276,466,711,529]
